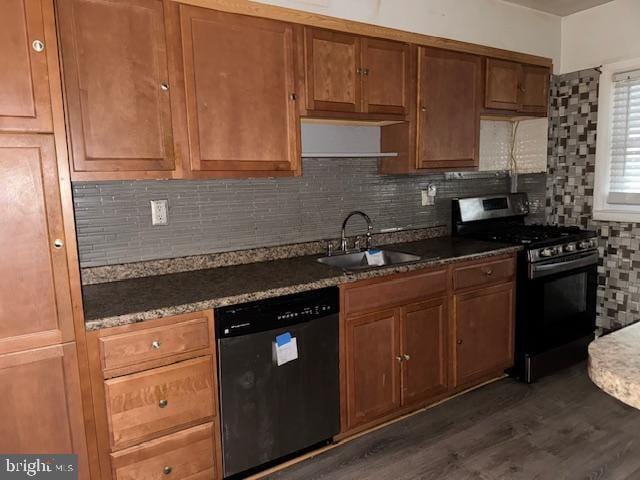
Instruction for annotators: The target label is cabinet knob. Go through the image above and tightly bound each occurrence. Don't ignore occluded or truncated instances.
[163,466,172,475]
[53,238,64,249]
[160,82,169,91]
[158,399,168,408]
[288,93,297,101]
[363,68,370,76]
[151,340,161,349]
[356,67,363,75]
[403,354,411,361]
[484,269,493,276]
[518,84,526,93]
[457,339,463,345]
[32,40,45,52]
[396,355,403,363]
[420,106,427,112]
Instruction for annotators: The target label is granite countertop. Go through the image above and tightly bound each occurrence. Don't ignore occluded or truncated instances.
[588,323,640,410]
[83,236,521,331]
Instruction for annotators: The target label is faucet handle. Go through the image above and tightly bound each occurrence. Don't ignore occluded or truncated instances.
[354,236,362,251]
[325,240,335,256]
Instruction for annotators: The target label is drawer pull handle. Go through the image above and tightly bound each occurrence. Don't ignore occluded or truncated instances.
[163,466,172,475]
[151,340,161,349]
[484,269,493,276]
[158,399,168,408]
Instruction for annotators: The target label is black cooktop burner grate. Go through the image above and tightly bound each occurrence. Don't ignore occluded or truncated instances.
[468,224,591,246]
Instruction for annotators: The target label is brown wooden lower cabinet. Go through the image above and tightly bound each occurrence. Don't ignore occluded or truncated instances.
[345,309,401,430]
[401,297,449,407]
[344,296,449,431]
[104,356,215,450]
[0,342,89,476]
[87,311,222,480]
[110,422,219,480]
[341,256,516,437]
[453,282,515,388]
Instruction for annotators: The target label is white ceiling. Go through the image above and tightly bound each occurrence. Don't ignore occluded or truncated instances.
[502,0,615,16]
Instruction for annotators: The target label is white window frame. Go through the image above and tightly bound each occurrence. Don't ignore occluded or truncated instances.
[594,57,640,222]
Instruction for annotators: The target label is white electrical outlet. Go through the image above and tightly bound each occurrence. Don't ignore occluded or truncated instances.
[421,185,437,206]
[150,199,168,225]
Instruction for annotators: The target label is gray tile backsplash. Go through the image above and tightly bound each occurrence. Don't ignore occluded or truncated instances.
[73,158,546,267]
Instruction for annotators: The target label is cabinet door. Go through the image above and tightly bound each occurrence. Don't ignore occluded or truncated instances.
[453,283,515,388]
[57,0,176,174]
[0,134,73,353]
[345,309,401,430]
[400,297,448,407]
[0,0,54,133]
[417,48,481,170]
[520,65,550,114]
[177,6,299,175]
[484,58,522,110]
[0,343,88,476]
[305,28,361,113]
[362,38,410,115]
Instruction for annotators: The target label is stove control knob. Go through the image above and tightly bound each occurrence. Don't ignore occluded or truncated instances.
[564,243,576,253]
[540,247,556,257]
[578,240,592,250]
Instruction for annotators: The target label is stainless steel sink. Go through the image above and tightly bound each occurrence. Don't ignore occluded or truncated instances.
[317,250,422,271]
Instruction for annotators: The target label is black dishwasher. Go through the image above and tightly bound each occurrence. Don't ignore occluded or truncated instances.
[215,287,340,479]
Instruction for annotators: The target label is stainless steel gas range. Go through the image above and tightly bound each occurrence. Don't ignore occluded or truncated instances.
[452,192,597,383]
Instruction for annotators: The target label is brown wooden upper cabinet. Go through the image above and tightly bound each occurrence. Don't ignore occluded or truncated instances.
[520,64,550,114]
[57,0,181,179]
[0,0,55,133]
[0,134,74,354]
[417,48,482,170]
[176,5,300,177]
[484,58,550,115]
[304,28,410,118]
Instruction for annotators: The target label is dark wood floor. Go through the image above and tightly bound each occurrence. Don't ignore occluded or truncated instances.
[269,364,640,480]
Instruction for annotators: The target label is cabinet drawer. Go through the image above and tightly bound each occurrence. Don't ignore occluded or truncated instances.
[452,257,515,291]
[110,422,218,480]
[105,357,215,449]
[100,317,210,371]
[344,268,447,316]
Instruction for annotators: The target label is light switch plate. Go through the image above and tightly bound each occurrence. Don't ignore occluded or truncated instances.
[150,199,168,225]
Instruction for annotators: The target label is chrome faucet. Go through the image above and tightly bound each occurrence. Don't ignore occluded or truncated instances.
[341,211,373,253]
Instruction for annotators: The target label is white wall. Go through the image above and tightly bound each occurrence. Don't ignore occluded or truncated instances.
[255,0,562,71]
[561,0,640,73]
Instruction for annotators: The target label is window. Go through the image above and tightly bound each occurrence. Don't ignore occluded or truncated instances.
[607,69,640,203]
[594,58,640,222]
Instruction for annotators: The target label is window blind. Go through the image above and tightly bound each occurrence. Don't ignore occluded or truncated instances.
[608,68,640,204]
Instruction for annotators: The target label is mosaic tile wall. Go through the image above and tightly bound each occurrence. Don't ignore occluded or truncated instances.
[546,68,640,331]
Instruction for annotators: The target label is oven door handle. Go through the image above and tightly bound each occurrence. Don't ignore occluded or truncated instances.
[529,251,598,279]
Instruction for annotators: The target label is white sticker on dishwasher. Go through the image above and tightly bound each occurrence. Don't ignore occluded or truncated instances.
[273,332,298,366]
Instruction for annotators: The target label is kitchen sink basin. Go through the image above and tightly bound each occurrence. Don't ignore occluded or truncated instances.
[317,250,422,271]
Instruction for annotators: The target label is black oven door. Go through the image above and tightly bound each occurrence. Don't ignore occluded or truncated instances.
[517,251,597,355]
